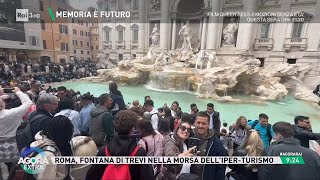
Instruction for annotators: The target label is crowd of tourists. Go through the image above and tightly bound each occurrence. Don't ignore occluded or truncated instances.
[0,81,319,180]
[0,60,98,84]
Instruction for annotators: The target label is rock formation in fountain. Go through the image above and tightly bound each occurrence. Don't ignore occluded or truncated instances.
[97,43,316,103]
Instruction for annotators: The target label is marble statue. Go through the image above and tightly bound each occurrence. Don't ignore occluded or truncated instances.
[150,24,160,46]
[178,21,193,51]
[205,51,217,69]
[195,50,205,70]
[154,52,170,67]
[150,0,160,11]
[222,18,239,46]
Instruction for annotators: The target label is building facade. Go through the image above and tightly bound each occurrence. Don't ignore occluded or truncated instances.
[0,0,43,63]
[98,0,320,86]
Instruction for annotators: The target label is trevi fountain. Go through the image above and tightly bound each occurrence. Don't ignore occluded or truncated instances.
[59,20,320,129]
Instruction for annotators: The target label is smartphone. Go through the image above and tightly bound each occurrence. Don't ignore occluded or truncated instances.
[188,137,201,154]
[3,88,14,93]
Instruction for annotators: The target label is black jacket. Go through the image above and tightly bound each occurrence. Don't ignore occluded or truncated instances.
[85,135,154,180]
[207,111,221,135]
[30,109,53,139]
[110,93,127,116]
[191,130,227,180]
[228,148,258,180]
[293,125,320,148]
[258,137,320,180]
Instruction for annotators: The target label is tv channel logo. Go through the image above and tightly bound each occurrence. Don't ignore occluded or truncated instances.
[16,9,29,22]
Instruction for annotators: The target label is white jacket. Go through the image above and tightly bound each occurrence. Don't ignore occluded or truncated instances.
[150,108,159,131]
[0,91,33,141]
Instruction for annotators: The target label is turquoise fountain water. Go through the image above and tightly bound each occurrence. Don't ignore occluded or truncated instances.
[54,82,320,130]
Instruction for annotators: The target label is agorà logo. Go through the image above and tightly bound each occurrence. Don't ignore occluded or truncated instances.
[18,147,49,174]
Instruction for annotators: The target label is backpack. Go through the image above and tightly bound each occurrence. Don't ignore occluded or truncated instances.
[102,146,140,180]
[142,138,160,177]
[16,113,47,152]
[251,120,272,143]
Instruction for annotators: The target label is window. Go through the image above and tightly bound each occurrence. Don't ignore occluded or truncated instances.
[133,0,138,10]
[86,22,88,27]
[43,40,47,49]
[104,27,111,42]
[72,18,75,23]
[74,50,76,54]
[133,29,138,41]
[118,31,124,41]
[81,21,83,25]
[87,51,90,55]
[292,23,303,38]
[81,50,83,54]
[61,43,69,51]
[80,31,84,36]
[96,37,98,41]
[287,59,297,64]
[131,24,139,42]
[260,23,270,38]
[80,41,83,47]
[88,32,90,37]
[40,1,44,11]
[96,45,99,50]
[119,54,123,60]
[257,58,265,67]
[30,36,39,46]
[73,29,77,35]
[41,20,45,30]
[59,24,68,34]
[87,42,90,47]
[116,25,125,42]
[73,40,78,46]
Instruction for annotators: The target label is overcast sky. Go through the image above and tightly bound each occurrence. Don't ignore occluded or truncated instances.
[71,0,97,10]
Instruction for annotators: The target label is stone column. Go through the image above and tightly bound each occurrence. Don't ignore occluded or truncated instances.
[160,0,170,50]
[240,0,257,50]
[198,19,203,41]
[206,0,222,50]
[201,17,208,49]
[171,19,177,50]
[138,0,146,51]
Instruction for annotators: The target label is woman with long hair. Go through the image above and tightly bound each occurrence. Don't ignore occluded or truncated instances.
[157,122,196,180]
[31,116,74,179]
[231,116,250,150]
[228,130,263,180]
[136,120,164,157]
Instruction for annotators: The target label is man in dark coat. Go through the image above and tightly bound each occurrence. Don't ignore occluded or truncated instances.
[293,116,320,148]
[259,121,320,180]
[190,111,227,180]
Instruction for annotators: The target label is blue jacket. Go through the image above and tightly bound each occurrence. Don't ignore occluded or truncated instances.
[203,136,228,180]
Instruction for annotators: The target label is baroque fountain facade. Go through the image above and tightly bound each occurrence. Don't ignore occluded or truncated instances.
[94,0,320,107]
